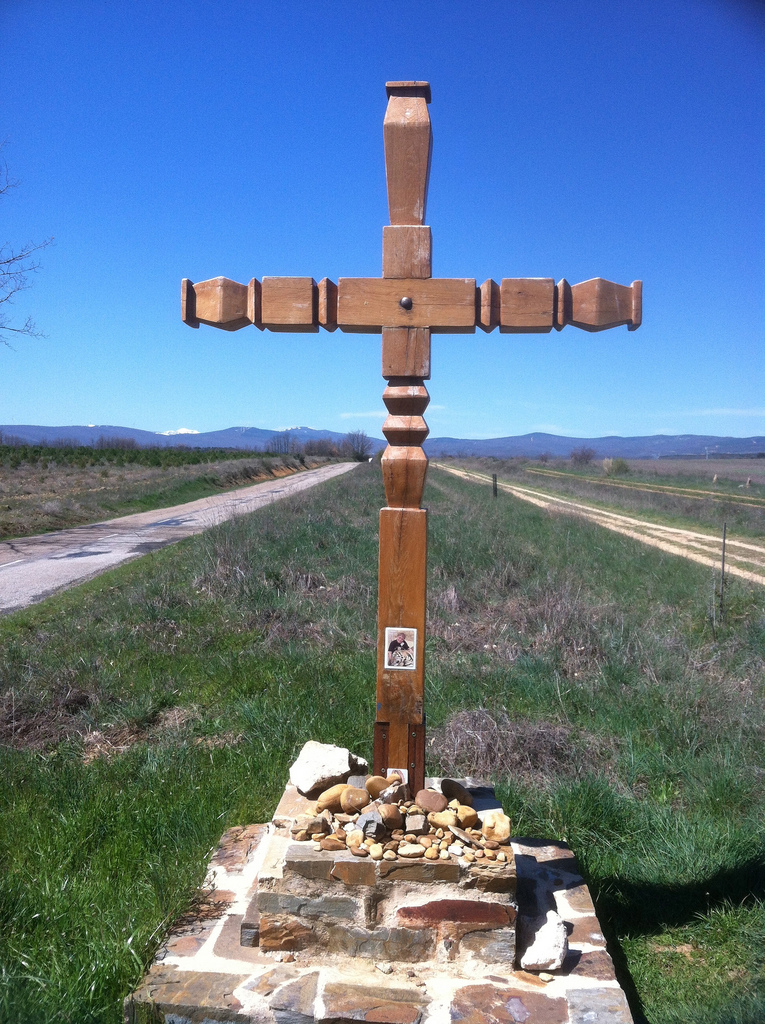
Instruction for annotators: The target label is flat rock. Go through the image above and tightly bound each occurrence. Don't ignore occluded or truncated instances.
[289,741,368,796]
[441,779,473,806]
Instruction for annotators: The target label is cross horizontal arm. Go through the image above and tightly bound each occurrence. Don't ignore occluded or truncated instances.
[182,275,642,333]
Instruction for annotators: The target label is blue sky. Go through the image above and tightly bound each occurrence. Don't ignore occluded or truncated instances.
[2,0,763,440]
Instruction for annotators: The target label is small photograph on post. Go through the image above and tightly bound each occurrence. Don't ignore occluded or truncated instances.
[384,627,417,670]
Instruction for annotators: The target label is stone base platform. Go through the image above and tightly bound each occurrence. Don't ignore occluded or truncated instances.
[126,814,634,1022]
[252,781,518,966]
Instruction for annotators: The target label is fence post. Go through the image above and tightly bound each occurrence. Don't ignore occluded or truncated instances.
[492,473,497,497]
[719,522,727,623]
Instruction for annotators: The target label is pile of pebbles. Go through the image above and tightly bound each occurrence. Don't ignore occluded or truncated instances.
[290,775,512,867]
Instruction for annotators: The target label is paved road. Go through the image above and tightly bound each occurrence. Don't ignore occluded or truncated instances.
[433,463,765,586]
[0,462,358,614]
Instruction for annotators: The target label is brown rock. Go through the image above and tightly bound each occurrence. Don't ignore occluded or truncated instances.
[406,814,428,836]
[331,858,376,885]
[351,846,369,857]
[316,784,350,814]
[424,847,439,860]
[268,971,319,1015]
[129,964,249,1012]
[397,900,512,930]
[379,803,403,831]
[456,805,479,828]
[398,843,425,859]
[340,787,371,813]
[378,859,460,882]
[304,815,330,834]
[380,779,409,804]
[482,810,511,843]
[259,914,312,952]
[322,982,426,1024]
[365,775,390,799]
[575,949,618,981]
[450,984,566,1024]
[428,810,458,830]
[320,836,346,852]
[415,789,449,814]
[441,779,473,806]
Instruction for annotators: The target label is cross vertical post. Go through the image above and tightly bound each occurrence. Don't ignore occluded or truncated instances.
[373,82,433,793]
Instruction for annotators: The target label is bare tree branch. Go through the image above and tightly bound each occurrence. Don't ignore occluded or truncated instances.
[0,143,53,346]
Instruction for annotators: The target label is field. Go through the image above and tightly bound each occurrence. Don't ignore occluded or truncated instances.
[0,462,763,1022]
[0,445,324,539]
[440,457,765,540]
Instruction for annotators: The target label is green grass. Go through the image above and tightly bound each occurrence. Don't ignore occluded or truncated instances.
[1,462,764,1022]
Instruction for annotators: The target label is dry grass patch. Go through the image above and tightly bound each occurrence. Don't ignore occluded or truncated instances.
[428,707,615,788]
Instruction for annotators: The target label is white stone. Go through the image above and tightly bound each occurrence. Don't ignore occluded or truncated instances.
[288,741,368,795]
[519,910,568,971]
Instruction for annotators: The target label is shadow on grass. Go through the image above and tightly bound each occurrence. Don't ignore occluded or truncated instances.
[594,857,765,937]
[591,858,765,1024]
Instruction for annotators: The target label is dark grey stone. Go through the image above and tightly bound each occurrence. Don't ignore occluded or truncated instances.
[357,811,386,841]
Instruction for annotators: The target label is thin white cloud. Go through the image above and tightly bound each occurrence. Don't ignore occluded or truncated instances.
[340,410,386,419]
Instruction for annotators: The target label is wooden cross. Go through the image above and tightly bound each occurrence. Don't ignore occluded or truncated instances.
[181,81,641,794]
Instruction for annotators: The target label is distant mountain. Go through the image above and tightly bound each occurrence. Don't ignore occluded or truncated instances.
[0,424,365,450]
[1,424,763,459]
[424,432,765,459]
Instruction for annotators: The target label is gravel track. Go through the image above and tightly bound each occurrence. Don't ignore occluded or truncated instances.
[433,463,765,587]
[0,462,359,614]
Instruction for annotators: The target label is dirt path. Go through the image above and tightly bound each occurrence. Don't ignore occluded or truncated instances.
[433,463,765,587]
[524,466,765,507]
[0,462,359,614]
